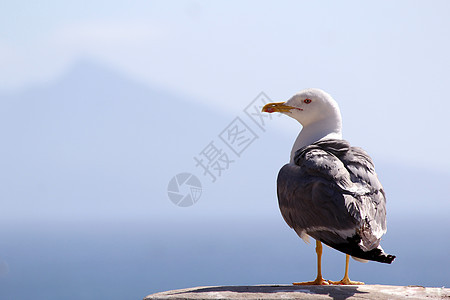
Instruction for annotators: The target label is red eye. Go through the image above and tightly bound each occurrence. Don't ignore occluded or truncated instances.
[304,99,312,104]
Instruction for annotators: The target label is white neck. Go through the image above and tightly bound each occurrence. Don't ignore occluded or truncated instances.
[289,118,342,163]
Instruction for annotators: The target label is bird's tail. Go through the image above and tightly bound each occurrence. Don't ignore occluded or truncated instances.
[326,241,396,264]
[354,246,396,264]
[308,231,396,264]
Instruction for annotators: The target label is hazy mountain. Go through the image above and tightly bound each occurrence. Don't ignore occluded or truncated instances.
[0,60,290,222]
[0,60,448,223]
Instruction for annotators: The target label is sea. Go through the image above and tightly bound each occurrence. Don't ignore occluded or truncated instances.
[0,214,448,300]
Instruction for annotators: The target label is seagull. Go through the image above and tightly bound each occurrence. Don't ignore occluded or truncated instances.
[262,88,395,285]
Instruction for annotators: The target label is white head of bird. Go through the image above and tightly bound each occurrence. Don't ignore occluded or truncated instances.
[262,88,343,163]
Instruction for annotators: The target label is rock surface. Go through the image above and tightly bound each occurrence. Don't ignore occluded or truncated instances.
[144,284,450,300]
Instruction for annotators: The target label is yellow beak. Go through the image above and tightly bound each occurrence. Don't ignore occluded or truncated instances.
[261,102,300,113]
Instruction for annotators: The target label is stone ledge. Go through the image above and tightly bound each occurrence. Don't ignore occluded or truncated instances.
[144,284,449,300]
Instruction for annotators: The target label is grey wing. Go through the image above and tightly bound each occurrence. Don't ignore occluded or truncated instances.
[278,148,357,238]
[277,147,395,263]
[340,146,388,250]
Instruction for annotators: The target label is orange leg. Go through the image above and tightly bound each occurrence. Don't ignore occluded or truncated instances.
[293,240,329,285]
[328,255,364,285]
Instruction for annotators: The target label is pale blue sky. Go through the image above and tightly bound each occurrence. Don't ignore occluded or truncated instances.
[1,0,450,171]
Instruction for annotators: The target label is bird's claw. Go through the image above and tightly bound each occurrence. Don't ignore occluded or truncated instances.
[293,277,330,285]
[328,278,364,285]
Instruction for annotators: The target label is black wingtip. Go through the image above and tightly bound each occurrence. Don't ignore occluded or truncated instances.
[350,248,396,264]
[366,249,396,264]
[356,250,396,264]
[383,254,396,264]
[322,239,396,264]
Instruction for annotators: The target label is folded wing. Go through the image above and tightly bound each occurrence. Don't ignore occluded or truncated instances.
[277,139,395,263]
